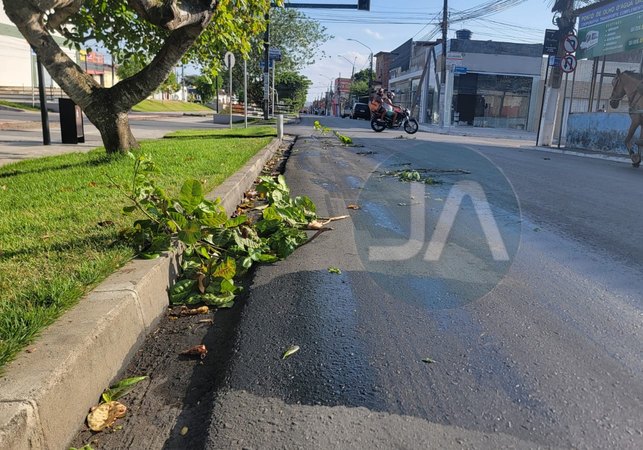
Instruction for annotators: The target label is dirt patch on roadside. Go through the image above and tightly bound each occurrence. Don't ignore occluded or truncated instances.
[71,137,294,450]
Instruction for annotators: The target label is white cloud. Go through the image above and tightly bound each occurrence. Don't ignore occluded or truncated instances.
[364,28,383,40]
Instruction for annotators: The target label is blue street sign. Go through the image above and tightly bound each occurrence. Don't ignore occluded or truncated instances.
[269,48,282,61]
[454,66,468,75]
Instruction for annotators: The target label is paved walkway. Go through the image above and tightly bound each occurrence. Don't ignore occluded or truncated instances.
[419,123,537,142]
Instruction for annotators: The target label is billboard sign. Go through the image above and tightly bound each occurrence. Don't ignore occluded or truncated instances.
[577,0,643,59]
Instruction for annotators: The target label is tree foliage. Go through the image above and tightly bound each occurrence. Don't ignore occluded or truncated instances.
[160,72,181,98]
[353,68,374,84]
[274,71,310,111]
[184,74,221,103]
[64,0,273,74]
[241,7,331,106]
[266,8,331,72]
[349,79,368,99]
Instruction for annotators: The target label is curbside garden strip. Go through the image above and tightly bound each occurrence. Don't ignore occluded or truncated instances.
[0,137,282,450]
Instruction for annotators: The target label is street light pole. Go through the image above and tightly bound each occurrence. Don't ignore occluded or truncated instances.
[338,54,357,107]
[348,38,373,99]
[337,55,356,79]
[319,73,333,116]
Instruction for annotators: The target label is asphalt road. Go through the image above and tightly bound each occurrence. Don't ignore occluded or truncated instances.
[204,116,642,449]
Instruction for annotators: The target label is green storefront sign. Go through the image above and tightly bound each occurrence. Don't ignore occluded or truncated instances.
[577,0,643,59]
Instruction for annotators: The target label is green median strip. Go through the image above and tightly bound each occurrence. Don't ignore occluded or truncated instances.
[165,125,277,139]
[0,130,272,370]
[0,100,40,112]
[131,99,214,113]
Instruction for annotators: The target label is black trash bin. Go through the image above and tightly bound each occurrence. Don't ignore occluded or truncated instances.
[59,98,85,144]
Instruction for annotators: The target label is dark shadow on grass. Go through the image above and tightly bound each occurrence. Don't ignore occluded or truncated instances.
[0,154,119,179]
[163,133,276,140]
[0,231,129,261]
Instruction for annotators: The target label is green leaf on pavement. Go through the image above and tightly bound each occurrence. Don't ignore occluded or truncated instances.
[101,376,148,403]
[328,266,341,274]
[421,358,436,364]
[282,345,300,360]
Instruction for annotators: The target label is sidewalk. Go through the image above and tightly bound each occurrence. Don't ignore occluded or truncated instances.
[419,122,537,141]
[419,123,632,164]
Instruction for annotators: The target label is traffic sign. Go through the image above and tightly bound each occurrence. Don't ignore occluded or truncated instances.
[560,54,577,72]
[454,66,468,75]
[263,73,269,100]
[563,34,579,54]
[543,29,558,56]
[268,48,282,61]
[224,51,235,69]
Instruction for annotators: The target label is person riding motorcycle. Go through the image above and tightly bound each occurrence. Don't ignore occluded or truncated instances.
[382,90,399,126]
[370,88,387,120]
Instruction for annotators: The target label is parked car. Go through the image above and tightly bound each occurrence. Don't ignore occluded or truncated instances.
[341,105,352,118]
[351,102,371,120]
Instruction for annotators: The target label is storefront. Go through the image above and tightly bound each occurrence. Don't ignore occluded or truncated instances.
[452,72,535,129]
[440,38,542,130]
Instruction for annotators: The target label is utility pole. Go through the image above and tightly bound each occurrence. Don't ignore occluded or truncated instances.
[263,12,270,120]
[441,0,448,90]
[538,0,576,146]
[347,38,373,99]
[368,53,373,97]
[440,0,449,127]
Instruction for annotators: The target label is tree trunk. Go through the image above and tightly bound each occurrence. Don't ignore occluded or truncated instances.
[90,108,140,153]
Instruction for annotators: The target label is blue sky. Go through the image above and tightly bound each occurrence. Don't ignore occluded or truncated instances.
[295,0,557,102]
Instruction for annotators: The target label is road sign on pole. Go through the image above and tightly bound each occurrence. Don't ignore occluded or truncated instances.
[224,52,235,128]
[560,54,577,73]
[223,51,235,70]
[563,34,579,54]
[542,29,559,56]
[268,48,282,61]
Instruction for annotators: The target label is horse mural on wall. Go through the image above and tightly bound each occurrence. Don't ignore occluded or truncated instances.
[609,69,643,168]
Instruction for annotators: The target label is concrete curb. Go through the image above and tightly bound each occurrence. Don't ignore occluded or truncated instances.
[0,137,283,450]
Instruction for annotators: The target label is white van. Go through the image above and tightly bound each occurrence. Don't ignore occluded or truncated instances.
[580,31,599,50]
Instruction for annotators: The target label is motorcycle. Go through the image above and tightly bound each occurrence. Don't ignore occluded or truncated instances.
[370,107,419,134]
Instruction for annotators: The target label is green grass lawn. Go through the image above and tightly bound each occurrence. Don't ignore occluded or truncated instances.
[0,100,40,112]
[0,130,273,369]
[132,99,213,113]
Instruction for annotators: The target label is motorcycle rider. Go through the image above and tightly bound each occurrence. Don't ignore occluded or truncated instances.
[370,88,387,121]
[383,90,399,126]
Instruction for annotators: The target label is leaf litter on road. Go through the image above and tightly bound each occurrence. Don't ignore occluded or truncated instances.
[87,401,127,432]
[180,344,208,359]
[282,345,300,360]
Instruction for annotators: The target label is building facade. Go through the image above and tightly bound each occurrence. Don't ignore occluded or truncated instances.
[1,9,117,96]
[439,38,542,130]
[332,77,352,116]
